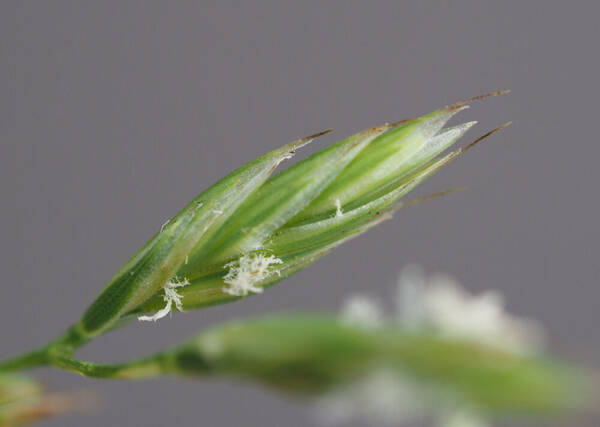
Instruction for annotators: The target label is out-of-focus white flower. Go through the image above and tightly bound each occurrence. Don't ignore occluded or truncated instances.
[314,370,428,426]
[396,263,427,330]
[319,266,547,426]
[395,266,545,355]
[315,370,490,427]
[440,408,490,427]
[340,294,383,328]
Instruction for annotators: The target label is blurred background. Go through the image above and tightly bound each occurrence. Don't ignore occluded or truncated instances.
[1,1,599,426]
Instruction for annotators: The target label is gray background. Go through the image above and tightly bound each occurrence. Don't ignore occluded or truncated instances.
[2,1,599,426]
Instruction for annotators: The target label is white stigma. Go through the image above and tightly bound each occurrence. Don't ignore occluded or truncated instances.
[138,277,190,322]
[222,253,283,296]
[335,199,343,217]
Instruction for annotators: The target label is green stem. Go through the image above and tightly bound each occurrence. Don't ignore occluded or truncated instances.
[0,326,90,375]
[0,348,49,373]
[0,324,167,380]
[0,347,167,380]
[48,353,168,379]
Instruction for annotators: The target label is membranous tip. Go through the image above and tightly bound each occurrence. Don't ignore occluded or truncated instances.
[415,106,468,141]
[420,121,477,158]
[402,120,511,186]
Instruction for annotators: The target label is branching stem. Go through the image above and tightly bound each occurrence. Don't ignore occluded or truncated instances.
[0,330,166,380]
